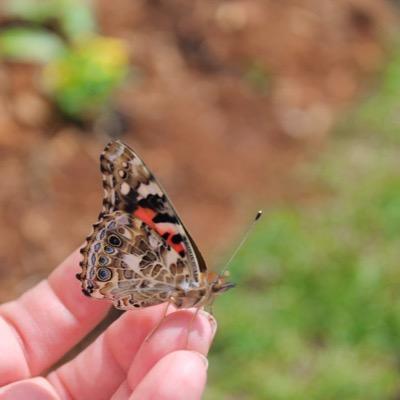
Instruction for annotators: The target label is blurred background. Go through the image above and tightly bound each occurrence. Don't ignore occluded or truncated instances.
[1,0,400,398]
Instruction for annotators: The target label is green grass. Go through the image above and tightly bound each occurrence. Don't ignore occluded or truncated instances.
[206,49,400,399]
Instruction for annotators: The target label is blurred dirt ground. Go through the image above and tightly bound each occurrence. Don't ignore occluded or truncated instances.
[0,0,397,302]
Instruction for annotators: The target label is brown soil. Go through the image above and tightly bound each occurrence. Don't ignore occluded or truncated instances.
[0,0,397,302]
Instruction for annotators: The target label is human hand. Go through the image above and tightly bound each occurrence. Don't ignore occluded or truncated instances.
[0,251,216,400]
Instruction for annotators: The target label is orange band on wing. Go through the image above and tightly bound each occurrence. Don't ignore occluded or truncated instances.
[134,207,156,228]
[133,207,186,256]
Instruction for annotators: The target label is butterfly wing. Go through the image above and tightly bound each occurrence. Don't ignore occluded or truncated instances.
[80,212,193,309]
[78,140,207,310]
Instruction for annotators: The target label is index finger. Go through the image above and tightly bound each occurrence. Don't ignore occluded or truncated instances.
[0,249,110,385]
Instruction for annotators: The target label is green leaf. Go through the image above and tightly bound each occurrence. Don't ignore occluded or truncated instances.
[42,36,129,119]
[60,1,96,40]
[1,0,61,23]
[2,0,96,40]
[0,27,65,63]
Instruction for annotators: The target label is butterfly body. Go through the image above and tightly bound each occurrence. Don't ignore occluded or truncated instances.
[78,140,234,311]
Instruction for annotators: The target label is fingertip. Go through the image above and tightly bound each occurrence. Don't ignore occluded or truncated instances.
[160,309,217,352]
[189,350,209,370]
[0,377,59,400]
[198,310,218,340]
[126,308,215,391]
[130,350,208,400]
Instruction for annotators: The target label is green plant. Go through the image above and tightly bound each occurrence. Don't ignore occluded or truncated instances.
[43,37,129,120]
[207,137,400,399]
[206,45,400,398]
[344,46,400,143]
[0,0,129,121]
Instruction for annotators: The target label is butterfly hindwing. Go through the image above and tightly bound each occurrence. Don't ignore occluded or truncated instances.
[80,212,194,309]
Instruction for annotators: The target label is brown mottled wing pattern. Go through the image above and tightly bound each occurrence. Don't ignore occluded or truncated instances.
[78,140,207,310]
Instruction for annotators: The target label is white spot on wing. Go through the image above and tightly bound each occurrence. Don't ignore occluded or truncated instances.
[123,254,143,274]
[121,182,130,195]
[138,181,163,198]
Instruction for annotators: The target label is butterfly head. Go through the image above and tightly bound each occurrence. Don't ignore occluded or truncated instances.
[196,274,235,309]
[171,272,235,309]
[205,271,235,302]
[207,270,235,292]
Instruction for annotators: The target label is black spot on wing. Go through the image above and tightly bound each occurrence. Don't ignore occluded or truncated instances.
[123,188,139,213]
[82,282,94,296]
[100,163,107,174]
[100,154,114,173]
[138,194,167,212]
[114,191,121,209]
[171,233,183,244]
[152,213,178,224]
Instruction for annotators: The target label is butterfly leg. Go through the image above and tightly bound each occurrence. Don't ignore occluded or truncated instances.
[144,299,172,342]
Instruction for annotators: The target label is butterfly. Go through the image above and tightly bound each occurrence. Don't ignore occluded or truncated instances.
[77,140,235,311]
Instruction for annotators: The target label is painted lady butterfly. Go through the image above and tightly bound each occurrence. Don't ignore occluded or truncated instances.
[77,140,235,311]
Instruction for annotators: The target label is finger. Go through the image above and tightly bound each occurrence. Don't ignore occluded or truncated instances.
[0,250,110,384]
[130,350,208,400]
[127,309,216,391]
[47,305,168,400]
[47,309,215,400]
[110,381,131,400]
[0,377,60,400]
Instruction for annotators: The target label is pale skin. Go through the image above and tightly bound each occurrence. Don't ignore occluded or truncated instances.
[0,251,216,400]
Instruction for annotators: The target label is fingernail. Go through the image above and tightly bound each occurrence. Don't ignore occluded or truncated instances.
[192,351,209,370]
[200,310,217,338]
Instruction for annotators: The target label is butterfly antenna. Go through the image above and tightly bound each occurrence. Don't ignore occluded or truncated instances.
[217,210,263,280]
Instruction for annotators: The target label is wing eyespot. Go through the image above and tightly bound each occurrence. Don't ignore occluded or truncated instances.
[98,255,110,266]
[97,267,112,282]
[104,245,115,254]
[108,234,123,247]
